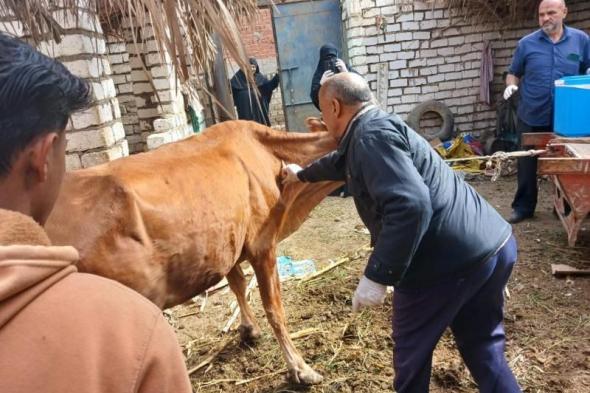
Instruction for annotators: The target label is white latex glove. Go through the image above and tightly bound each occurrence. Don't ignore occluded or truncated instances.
[281,163,303,185]
[335,59,348,73]
[352,275,387,313]
[503,85,519,100]
[320,70,334,85]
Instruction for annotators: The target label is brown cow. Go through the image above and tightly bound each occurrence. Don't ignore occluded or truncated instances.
[45,120,342,384]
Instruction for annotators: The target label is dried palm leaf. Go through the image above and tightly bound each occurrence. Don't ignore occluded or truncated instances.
[0,0,257,88]
[395,0,538,26]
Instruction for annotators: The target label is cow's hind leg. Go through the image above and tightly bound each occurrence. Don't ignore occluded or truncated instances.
[226,264,261,343]
[251,249,323,385]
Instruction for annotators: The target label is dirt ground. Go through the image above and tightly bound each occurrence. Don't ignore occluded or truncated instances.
[170,175,590,393]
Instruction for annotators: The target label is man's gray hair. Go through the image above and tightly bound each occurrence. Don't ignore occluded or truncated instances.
[322,73,374,106]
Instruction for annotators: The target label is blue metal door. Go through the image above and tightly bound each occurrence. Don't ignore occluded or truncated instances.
[272,0,344,131]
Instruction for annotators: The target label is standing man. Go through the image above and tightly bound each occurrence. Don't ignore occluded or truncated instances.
[283,73,521,392]
[230,57,280,126]
[504,0,590,223]
[0,33,192,393]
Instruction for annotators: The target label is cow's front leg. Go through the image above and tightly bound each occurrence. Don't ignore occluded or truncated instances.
[226,264,261,343]
[251,249,323,385]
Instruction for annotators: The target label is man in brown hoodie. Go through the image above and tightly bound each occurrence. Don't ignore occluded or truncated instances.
[0,32,192,393]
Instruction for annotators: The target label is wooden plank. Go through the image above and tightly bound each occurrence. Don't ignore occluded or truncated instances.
[522,132,555,148]
[552,136,590,144]
[538,157,590,174]
[565,143,590,159]
[551,264,590,277]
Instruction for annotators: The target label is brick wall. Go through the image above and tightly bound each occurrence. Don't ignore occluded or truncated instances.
[106,36,143,152]
[342,0,590,140]
[0,3,128,170]
[234,8,286,129]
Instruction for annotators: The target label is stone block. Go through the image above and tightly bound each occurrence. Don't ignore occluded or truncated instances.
[0,20,24,36]
[107,42,126,54]
[131,70,149,82]
[150,65,173,78]
[395,32,413,42]
[71,103,113,130]
[52,8,99,31]
[65,154,82,171]
[439,64,455,73]
[153,117,175,132]
[430,38,449,48]
[111,99,122,119]
[389,79,407,88]
[118,83,134,94]
[401,41,419,51]
[427,74,444,83]
[420,20,437,30]
[133,82,154,95]
[102,78,117,99]
[81,139,129,168]
[401,21,420,31]
[66,126,114,152]
[91,82,105,101]
[389,60,407,70]
[63,58,102,79]
[108,53,125,65]
[137,107,160,119]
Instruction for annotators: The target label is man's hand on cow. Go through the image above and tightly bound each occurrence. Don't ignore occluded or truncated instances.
[320,70,334,85]
[352,275,387,313]
[503,85,519,100]
[335,59,348,73]
[282,163,303,185]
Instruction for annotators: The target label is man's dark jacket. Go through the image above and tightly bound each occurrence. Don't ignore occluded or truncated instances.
[298,106,512,288]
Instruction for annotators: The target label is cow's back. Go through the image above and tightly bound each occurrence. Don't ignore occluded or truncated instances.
[46,125,282,307]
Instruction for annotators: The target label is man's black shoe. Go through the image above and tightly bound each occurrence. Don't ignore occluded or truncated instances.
[508,211,533,224]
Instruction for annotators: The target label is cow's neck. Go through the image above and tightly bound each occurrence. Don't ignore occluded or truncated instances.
[253,128,339,167]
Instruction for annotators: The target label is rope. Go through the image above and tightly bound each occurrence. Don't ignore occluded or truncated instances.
[444,149,547,182]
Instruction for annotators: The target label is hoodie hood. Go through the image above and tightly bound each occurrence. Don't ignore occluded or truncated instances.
[0,209,78,328]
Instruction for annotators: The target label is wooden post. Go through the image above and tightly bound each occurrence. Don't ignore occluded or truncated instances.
[211,33,234,122]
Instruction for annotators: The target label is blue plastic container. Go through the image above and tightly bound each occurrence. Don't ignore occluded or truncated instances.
[554,75,590,137]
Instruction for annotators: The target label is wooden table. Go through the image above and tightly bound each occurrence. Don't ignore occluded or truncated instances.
[523,133,590,246]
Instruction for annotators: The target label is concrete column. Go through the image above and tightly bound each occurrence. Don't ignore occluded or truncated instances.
[0,2,128,169]
[106,35,142,152]
[123,20,192,151]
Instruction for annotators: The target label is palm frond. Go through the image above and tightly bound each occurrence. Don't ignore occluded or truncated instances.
[394,0,537,26]
[0,0,257,86]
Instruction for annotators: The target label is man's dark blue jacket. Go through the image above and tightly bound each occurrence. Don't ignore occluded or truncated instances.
[298,106,512,288]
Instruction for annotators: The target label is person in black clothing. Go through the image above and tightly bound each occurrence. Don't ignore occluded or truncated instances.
[283,73,521,393]
[230,58,279,126]
[309,44,352,111]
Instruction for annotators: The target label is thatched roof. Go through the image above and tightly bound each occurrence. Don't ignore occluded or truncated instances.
[0,0,257,83]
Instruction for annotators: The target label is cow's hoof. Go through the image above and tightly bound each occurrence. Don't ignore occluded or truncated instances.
[238,324,261,343]
[289,365,323,385]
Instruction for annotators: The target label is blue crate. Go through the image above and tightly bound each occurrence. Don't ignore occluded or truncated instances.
[554,75,590,137]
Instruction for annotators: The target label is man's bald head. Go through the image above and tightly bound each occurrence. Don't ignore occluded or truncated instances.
[539,0,566,9]
[320,73,373,107]
[538,0,567,37]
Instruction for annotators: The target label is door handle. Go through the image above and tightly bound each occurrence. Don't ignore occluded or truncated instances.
[281,65,299,105]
